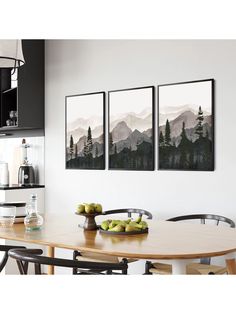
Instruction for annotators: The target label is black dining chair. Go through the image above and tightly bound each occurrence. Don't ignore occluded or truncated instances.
[145,214,235,275]
[8,248,128,275]
[103,208,153,220]
[74,208,152,273]
[0,245,26,273]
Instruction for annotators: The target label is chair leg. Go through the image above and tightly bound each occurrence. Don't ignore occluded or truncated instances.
[144,261,153,275]
[35,263,42,275]
[73,251,82,274]
[23,261,29,274]
[0,252,8,273]
[121,258,128,275]
[17,260,26,275]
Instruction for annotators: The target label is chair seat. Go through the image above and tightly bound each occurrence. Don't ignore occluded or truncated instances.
[187,263,227,275]
[149,262,227,275]
[76,252,136,264]
[149,263,172,275]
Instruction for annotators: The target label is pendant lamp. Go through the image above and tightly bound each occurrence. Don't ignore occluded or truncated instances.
[0,40,25,68]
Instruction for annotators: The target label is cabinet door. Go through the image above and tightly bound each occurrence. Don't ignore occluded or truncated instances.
[17,40,45,129]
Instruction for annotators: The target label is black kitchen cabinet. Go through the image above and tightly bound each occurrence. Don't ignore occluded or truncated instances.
[0,40,45,137]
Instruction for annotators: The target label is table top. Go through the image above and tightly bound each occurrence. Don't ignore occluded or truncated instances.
[1,214,236,260]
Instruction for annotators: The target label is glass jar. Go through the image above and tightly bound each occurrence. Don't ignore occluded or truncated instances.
[0,205,16,227]
[24,194,43,231]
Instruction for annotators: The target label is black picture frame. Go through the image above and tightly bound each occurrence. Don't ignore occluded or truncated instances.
[108,86,155,171]
[158,79,214,171]
[65,91,105,170]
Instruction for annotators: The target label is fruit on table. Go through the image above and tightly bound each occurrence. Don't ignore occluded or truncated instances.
[109,220,121,229]
[77,203,103,214]
[135,216,142,224]
[129,221,143,229]
[118,220,127,228]
[101,220,110,231]
[125,225,140,232]
[95,204,103,213]
[109,224,125,232]
[100,216,148,233]
[125,218,131,224]
[85,204,95,214]
[139,221,148,230]
[77,204,85,213]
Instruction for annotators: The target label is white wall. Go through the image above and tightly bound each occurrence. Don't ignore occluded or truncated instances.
[45,40,236,273]
[0,136,44,185]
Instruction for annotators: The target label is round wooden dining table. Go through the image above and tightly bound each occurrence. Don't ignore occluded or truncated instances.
[1,214,236,274]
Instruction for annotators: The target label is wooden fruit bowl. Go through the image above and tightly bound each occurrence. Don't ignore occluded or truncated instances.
[75,212,103,230]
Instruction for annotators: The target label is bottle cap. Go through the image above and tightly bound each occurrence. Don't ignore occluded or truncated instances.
[31,194,37,200]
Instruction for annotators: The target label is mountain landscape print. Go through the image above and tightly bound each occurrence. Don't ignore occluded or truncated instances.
[109,86,154,170]
[158,79,214,171]
[66,92,105,169]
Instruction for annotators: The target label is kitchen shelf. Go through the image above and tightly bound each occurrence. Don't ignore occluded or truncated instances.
[2,87,17,94]
[0,184,45,190]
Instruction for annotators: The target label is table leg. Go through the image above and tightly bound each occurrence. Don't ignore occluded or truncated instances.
[47,246,55,275]
[171,259,192,275]
[225,253,236,274]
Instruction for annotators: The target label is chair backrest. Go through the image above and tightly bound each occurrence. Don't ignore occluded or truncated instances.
[167,214,235,228]
[8,248,128,275]
[0,245,26,273]
[167,214,235,264]
[103,208,152,219]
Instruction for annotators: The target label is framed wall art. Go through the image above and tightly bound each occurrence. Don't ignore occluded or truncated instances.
[108,86,155,170]
[158,79,214,171]
[65,92,105,169]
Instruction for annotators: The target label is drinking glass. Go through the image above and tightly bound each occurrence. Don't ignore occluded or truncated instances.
[0,206,16,227]
[9,111,17,126]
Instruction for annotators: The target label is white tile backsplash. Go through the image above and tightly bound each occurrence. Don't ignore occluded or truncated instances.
[0,136,44,185]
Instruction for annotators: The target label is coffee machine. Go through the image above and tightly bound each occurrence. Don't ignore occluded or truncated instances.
[18,139,36,186]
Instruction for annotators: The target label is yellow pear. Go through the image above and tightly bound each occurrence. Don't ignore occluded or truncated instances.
[77,204,85,213]
[85,204,95,214]
[95,203,103,213]
[125,225,140,232]
[135,216,142,223]
[129,222,142,229]
[109,224,125,232]
[101,220,109,231]
[139,221,148,230]
[109,220,120,228]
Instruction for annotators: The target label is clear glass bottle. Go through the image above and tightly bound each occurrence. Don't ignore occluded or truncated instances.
[24,194,43,231]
